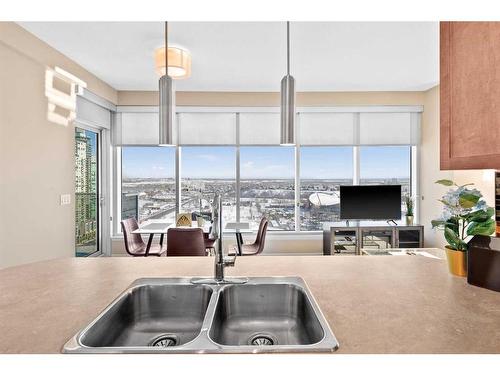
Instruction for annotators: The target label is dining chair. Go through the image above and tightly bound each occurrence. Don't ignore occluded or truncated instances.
[166,227,207,257]
[120,218,166,257]
[238,217,269,256]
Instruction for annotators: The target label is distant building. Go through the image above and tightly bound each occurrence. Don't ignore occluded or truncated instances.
[122,193,139,221]
[75,129,97,248]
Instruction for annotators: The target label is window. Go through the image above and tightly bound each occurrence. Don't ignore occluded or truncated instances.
[75,128,99,257]
[359,146,411,215]
[300,147,353,230]
[240,147,295,230]
[121,147,176,223]
[115,108,420,234]
[180,147,237,222]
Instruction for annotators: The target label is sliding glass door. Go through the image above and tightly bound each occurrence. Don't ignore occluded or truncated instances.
[75,127,99,257]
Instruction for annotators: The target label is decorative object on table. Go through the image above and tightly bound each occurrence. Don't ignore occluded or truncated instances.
[176,213,192,227]
[404,195,414,226]
[467,235,500,292]
[432,179,495,277]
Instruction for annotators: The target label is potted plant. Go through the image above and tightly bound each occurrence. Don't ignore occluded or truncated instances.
[404,195,414,225]
[431,179,495,277]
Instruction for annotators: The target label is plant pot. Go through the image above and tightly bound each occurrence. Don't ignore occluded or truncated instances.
[445,246,467,277]
[405,215,414,226]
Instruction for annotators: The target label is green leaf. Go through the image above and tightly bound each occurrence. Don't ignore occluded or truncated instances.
[438,199,453,207]
[435,179,454,186]
[465,207,495,223]
[467,219,496,236]
[444,227,462,249]
[458,193,481,209]
[431,220,446,228]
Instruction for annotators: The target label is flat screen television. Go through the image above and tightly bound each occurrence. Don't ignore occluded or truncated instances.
[340,185,402,220]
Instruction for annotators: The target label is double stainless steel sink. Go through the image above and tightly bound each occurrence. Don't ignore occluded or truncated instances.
[63,277,339,353]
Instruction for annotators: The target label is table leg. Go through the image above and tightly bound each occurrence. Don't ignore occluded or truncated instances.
[159,233,164,247]
[236,232,243,256]
[145,234,154,257]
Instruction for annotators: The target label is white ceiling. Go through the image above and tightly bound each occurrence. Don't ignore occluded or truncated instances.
[19,22,439,92]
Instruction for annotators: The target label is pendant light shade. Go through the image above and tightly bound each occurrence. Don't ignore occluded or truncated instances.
[154,46,192,79]
[159,21,176,146]
[280,21,296,146]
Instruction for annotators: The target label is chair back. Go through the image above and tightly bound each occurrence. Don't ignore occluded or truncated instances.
[120,218,145,256]
[253,217,269,255]
[167,227,207,257]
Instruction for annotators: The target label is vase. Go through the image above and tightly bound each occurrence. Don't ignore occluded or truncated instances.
[445,246,467,277]
[405,215,414,226]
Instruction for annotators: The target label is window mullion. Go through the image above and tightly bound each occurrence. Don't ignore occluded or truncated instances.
[236,113,241,223]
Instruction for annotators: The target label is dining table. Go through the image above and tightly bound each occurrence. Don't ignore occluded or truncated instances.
[131,220,252,256]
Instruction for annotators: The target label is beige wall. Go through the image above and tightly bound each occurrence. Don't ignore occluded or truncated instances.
[118,90,425,107]
[0,23,117,268]
[419,85,495,248]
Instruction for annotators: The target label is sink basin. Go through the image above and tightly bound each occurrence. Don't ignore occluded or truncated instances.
[209,284,324,346]
[80,283,212,348]
[63,277,338,353]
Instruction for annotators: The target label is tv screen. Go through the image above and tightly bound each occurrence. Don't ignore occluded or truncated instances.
[340,185,402,220]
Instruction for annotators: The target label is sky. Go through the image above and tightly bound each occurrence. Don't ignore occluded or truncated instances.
[121,146,410,180]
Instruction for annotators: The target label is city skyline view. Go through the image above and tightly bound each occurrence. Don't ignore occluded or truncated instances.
[121,145,411,231]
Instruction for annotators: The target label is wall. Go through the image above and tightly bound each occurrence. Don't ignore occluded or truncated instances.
[118,90,425,107]
[419,85,495,249]
[0,23,117,268]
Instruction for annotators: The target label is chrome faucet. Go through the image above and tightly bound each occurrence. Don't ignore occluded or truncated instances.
[210,194,236,280]
[192,194,246,284]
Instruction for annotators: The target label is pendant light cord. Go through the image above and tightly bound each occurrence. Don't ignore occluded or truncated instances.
[286,21,290,75]
[165,21,169,77]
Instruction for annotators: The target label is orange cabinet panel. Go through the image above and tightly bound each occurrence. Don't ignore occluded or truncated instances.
[441,22,500,170]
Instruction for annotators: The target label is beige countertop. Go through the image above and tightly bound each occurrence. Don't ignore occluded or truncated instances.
[1,254,500,354]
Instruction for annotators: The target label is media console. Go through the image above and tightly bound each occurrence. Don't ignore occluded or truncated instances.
[322,221,424,256]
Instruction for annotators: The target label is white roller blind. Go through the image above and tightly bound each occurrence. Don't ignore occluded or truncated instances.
[359,112,420,145]
[240,113,280,145]
[299,113,355,145]
[76,96,111,129]
[178,113,236,145]
[114,112,160,145]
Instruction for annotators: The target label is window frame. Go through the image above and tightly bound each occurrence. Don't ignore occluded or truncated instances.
[113,106,421,235]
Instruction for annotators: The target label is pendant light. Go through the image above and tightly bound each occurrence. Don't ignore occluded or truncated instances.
[280,21,296,146]
[159,21,176,146]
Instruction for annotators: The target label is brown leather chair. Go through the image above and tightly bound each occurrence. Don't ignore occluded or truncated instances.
[121,218,166,257]
[166,227,207,257]
[239,217,268,256]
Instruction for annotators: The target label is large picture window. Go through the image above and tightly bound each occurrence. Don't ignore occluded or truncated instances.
[359,146,411,214]
[121,147,176,223]
[180,147,237,222]
[240,147,295,230]
[115,108,420,233]
[300,147,353,231]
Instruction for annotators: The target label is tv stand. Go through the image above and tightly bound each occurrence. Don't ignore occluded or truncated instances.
[323,221,424,256]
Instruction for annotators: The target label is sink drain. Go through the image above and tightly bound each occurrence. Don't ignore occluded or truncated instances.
[248,333,277,346]
[149,334,178,347]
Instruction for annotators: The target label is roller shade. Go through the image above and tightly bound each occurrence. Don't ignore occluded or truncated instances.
[76,96,111,129]
[112,107,421,147]
[299,113,355,145]
[113,112,161,146]
[239,113,280,145]
[359,112,420,145]
[178,113,236,145]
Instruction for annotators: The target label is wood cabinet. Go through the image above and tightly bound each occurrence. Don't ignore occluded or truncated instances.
[440,22,500,170]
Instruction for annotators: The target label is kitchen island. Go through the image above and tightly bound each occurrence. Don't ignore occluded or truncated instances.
[1,254,499,353]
